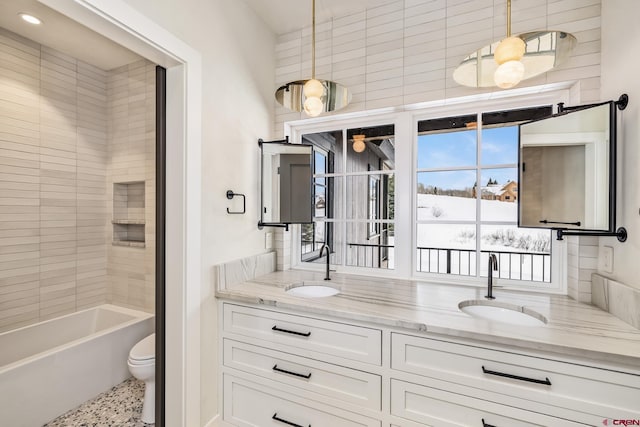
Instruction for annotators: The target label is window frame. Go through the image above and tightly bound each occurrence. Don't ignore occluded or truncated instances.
[286,85,574,293]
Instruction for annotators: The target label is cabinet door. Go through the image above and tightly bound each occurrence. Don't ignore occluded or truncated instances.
[392,333,640,422]
[223,303,382,365]
[224,374,381,427]
[391,379,583,427]
[224,339,381,410]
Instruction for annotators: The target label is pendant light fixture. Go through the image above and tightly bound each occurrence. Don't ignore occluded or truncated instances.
[275,0,351,117]
[453,0,576,89]
[493,0,525,88]
[352,134,366,153]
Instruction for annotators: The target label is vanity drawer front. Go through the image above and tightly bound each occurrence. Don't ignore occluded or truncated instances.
[390,379,583,427]
[392,333,640,418]
[224,374,381,427]
[223,303,382,365]
[223,339,382,410]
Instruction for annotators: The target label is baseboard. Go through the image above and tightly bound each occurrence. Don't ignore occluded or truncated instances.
[203,414,220,427]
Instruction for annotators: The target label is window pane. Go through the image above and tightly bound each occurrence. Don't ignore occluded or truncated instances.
[301,220,344,266]
[303,130,343,174]
[314,176,339,220]
[346,174,394,220]
[481,126,519,165]
[417,171,476,221]
[314,184,326,218]
[479,168,518,222]
[314,151,326,174]
[346,221,394,270]
[417,224,476,275]
[417,129,477,169]
[346,124,395,172]
[480,225,551,282]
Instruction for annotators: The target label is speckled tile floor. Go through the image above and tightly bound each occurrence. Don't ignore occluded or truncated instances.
[43,377,153,427]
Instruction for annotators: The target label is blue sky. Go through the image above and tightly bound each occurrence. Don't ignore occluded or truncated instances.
[417,126,518,190]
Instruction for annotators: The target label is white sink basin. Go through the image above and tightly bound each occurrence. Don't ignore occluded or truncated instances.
[458,300,547,326]
[285,282,340,298]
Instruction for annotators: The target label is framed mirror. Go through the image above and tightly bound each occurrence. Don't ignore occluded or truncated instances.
[259,139,314,227]
[518,101,617,232]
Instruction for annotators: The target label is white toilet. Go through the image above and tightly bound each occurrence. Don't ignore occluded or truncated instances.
[128,333,155,424]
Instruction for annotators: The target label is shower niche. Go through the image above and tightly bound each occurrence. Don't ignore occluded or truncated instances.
[112,181,146,247]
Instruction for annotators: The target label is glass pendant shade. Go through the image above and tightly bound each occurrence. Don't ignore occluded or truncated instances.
[352,135,366,153]
[494,36,525,64]
[494,60,525,89]
[303,96,324,117]
[303,79,325,98]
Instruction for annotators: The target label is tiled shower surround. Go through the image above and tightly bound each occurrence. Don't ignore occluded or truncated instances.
[0,28,155,332]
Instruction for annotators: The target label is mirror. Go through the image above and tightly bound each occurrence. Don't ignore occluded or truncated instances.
[259,140,313,226]
[453,30,577,88]
[518,101,616,232]
[275,80,352,115]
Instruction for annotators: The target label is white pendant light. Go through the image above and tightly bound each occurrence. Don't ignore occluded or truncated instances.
[493,0,525,88]
[453,0,576,89]
[352,135,366,153]
[275,0,351,116]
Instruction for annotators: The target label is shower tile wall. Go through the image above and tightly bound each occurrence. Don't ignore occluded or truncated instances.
[106,61,156,312]
[0,28,155,332]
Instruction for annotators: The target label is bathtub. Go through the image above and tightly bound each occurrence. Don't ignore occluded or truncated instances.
[0,304,154,427]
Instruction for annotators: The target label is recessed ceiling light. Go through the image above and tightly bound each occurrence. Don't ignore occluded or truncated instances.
[19,13,42,25]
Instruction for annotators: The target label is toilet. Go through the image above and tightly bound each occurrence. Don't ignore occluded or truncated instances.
[128,333,155,424]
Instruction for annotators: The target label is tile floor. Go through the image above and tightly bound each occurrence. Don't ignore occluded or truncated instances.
[43,378,153,426]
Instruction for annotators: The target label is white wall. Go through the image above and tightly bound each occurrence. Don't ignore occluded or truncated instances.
[600,0,640,290]
[121,0,276,424]
[274,0,603,135]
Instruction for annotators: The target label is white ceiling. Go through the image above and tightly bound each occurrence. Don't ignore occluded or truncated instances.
[241,0,398,35]
[0,0,142,70]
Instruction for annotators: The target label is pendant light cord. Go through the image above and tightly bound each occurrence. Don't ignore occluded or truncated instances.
[506,0,511,37]
[311,0,316,79]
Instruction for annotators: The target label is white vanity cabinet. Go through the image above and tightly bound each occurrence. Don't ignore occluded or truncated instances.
[391,333,640,425]
[219,302,640,427]
[220,303,384,427]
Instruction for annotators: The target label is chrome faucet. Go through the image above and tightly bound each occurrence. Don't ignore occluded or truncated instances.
[319,244,331,280]
[486,253,498,300]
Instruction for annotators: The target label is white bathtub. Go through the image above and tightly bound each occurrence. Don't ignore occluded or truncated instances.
[0,304,154,427]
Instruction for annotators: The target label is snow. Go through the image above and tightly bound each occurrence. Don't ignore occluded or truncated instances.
[416,193,551,281]
[417,193,516,222]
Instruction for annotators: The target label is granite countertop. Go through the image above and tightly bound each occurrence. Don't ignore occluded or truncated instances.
[216,270,640,369]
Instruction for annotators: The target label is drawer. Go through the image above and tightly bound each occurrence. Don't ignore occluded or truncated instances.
[392,333,640,421]
[391,379,583,427]
[223,304,382,365]
[224,374,381,427]
[223,339,382,410]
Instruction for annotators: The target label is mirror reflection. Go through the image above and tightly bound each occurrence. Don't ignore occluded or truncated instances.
[519,102,614,231]
[260,142,313,225]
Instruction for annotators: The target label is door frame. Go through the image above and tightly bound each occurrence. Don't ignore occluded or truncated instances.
[38,1,203,425]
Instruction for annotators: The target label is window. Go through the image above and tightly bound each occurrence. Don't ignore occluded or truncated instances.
[416,106,554,283]
[300,125,395,270]
[290,90,568,292]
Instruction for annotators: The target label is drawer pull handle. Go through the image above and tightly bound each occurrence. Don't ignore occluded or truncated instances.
[482,418,497,427]
[272,413,310,427]
[482,366,552,386]
[272,325,311,337]
[272,364,312,379]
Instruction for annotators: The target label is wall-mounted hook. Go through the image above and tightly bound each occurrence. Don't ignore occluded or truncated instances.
[226,190,246,214]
